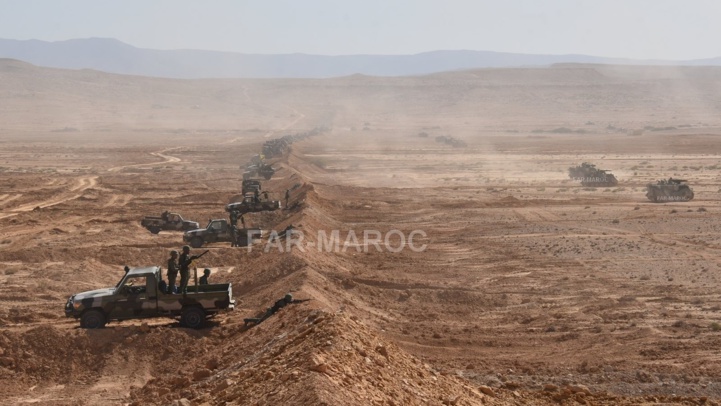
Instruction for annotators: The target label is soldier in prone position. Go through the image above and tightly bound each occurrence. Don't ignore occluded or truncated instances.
[243,293,311,326]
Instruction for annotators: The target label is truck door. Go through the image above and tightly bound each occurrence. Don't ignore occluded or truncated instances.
[208,220,224,242]
[218,223,233,241]
[170,214,181,229]
[109,275,152,320]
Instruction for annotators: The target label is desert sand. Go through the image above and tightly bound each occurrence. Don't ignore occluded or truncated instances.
[2,59,721,405]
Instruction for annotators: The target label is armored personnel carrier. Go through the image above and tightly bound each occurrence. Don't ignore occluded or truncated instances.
[646,178,694,202]
[568,162,618,186]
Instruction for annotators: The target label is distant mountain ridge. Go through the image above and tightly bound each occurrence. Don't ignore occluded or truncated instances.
[0,37,717,79]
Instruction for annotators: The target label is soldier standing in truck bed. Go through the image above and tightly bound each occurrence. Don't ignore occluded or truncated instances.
[178,245,198,294]
[166,250,179,294]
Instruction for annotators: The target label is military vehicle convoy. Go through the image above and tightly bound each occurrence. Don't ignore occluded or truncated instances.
[64,266,235,329]
[568,162,618,186]
[183,219,261,248]
[646,178,694,202]
[140,212,199,234]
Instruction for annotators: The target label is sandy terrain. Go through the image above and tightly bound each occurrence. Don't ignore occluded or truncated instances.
[2,59,721,404]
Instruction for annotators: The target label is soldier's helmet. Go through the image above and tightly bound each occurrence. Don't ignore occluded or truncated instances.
[170,250,178,256]
[284,293,293,302]
[182,245,190,252]
[203,268,211,275]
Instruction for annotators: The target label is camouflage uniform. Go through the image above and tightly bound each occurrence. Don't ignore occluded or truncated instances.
[167,250,179,294]
[243,293,310,326]
[178,246,194,294]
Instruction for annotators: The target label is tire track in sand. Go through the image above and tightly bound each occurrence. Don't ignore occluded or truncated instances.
[107,147,181,172]
[0,148,179,219]
[0,176,98,220]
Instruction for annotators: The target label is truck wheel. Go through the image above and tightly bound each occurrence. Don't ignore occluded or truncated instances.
[190,237,204,248]
[181,307,205,329]
[80,309,106,329]
[148,226,161,234]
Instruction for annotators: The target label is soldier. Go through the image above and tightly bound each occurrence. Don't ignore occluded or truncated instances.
[178,245,200,294]
[167,250,179,294]
[199,268,211,285]
[230,226,239,247]
[254,188,260,204]
[284,189,290,207]
[229,210,238,227]
[243,293,311,326]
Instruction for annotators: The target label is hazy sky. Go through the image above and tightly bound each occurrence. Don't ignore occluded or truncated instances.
[1,0,720,60]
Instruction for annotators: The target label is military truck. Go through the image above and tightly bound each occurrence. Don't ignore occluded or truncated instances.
[183,219,261,248]
[646,178,694,202]
[64,266,234,329]
[568,162,618,186]
[242,179,262,196]
[257,163,275,180]
[226,194,281,214]
[140,212,199,234]
[243,163,275,180]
